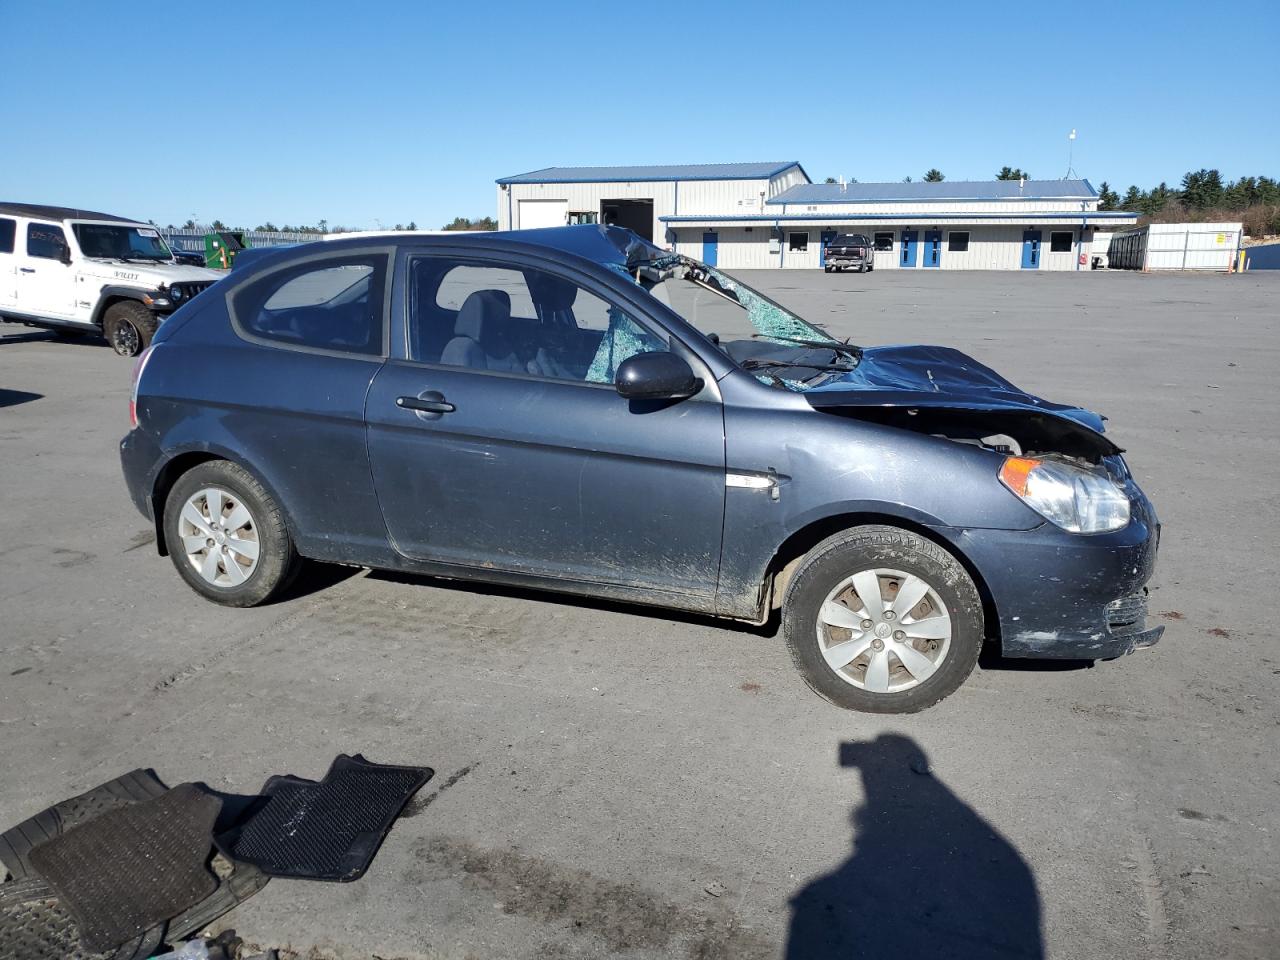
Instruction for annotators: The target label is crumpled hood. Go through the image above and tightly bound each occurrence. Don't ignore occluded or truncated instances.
[805,344,1118,456]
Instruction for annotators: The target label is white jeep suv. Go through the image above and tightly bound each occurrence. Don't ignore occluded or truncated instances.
[0,203,223,356]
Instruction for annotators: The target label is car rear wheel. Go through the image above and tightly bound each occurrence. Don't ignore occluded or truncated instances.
[162,461,298,607]
[103,301,158,358]
[782,526,983,713]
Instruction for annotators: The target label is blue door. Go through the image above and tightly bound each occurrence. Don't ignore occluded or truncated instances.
[702,232,718,267]
[923,230,942,268]
[900,230,918,268]
[1021,230,1042,269]
[819,230,837,267]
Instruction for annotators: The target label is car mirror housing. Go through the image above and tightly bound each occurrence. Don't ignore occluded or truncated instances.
[59,246,73,265]
[615,351,701,401]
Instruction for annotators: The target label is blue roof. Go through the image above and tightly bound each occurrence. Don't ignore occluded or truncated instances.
[497,161,806,184]
[769,179,1098,205]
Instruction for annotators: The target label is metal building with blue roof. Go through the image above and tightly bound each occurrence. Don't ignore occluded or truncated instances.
[496,163,1138,270]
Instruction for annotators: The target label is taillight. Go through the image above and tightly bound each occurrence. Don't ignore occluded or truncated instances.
[129,345,155,429]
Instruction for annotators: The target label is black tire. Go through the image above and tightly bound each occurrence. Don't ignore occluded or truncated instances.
[782,526,983,713]
[103,300,158,358]
[824,265,832,273]
[162,460,298,607]
[868,262,874,272]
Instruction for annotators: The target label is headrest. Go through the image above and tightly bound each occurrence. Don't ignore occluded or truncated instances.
[455,289,511,342]
[527,272,578,313]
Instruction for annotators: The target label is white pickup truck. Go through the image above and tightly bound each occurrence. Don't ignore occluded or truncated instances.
[0,202,223,356]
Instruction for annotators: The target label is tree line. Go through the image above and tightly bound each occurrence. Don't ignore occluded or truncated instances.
[1096,170,1280,235]
[163,217,499,234]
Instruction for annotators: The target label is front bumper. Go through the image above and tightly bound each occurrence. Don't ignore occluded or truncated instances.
[932,491,1164,659]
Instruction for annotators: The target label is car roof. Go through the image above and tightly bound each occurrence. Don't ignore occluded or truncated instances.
[316,224,659,270]
[0,202,137,223]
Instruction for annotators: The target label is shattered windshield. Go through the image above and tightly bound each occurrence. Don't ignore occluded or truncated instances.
[611,240,859,390]
[73,223,174,262]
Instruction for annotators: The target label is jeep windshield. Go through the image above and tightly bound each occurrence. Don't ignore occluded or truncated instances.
[73,223,174,262]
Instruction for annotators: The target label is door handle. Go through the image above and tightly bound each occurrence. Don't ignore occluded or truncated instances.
[19,268,35,274]
[396,392,455,417]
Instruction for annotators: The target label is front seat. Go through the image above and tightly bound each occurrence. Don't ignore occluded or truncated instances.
[440,290,521,371]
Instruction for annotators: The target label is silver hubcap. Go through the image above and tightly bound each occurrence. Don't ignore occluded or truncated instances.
[816,568,952,693]
[179,487,260,587]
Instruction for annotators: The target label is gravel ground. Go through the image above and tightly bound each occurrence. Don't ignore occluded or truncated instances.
[1,268,1276,959]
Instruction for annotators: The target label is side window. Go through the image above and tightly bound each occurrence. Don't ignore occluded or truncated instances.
[410,258,667,385]
[0,218,15,254]
[27,223,68,260]
[230,254,386,356]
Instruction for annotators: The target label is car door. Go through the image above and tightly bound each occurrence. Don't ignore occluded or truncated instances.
[365,250,727,602]
[17,221,77,319]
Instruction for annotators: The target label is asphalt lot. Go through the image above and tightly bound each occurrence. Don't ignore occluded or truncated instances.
[2,268,1277,959]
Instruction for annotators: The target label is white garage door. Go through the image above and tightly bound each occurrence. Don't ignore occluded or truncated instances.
[518,199,568,230]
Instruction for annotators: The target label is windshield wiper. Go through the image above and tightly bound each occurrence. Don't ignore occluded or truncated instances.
[741,357,859,375]
[751,333,862,362]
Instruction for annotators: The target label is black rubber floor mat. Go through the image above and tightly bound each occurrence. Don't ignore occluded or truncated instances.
[28,784,221,953]
[0,769,167,881]
[215,754,432,881]
[165,852,270,944]
[0,877,161,960]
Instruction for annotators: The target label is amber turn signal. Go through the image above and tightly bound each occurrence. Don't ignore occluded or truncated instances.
[998,457,1042,497]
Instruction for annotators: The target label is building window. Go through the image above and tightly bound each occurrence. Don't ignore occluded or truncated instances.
[789,232,809,252]
[567,212,598,225]
[948,231,970,252]
[1050,231,1073,253]
[874,232,894,251]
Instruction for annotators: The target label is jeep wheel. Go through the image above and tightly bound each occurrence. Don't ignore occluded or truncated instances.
[103,301,158,358]
[782,526,984,713]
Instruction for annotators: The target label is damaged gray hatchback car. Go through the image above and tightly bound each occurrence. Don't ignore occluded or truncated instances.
[121,225,1161,713]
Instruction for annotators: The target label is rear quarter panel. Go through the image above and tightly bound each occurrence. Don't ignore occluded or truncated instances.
[138,302,392,564]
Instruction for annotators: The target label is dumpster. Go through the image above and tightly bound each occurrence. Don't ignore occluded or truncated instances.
[204,231,249,270]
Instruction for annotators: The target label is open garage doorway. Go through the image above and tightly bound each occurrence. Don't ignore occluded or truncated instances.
[601,199,654,241]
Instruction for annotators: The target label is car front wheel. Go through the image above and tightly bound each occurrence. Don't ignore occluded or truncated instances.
[782,526,983,713]
[162,460,298,607]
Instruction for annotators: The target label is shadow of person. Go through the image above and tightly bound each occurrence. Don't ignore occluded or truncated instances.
[786,735,1044,959]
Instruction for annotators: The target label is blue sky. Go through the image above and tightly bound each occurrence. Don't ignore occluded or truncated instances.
[3,0,1277,229]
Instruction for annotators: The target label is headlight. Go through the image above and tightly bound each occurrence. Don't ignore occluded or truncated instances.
[999,456,1130,533]
[169,284,184,300]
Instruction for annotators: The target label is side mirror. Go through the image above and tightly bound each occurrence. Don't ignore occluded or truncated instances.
[59,246,72,265]
[615,351,701,401]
